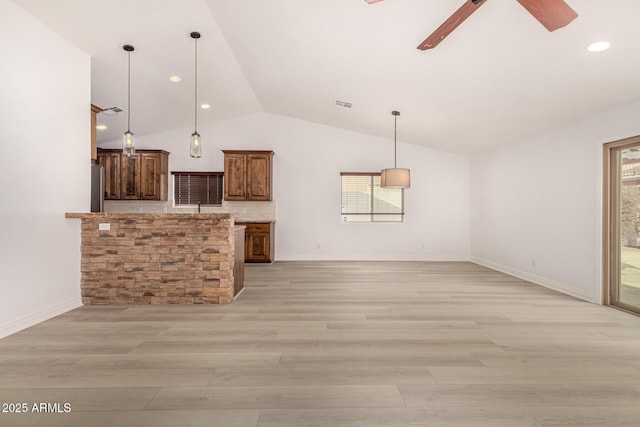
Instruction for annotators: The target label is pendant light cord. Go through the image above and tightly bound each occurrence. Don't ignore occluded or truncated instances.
[391,110,400,168]
[194,36,198,134]
[127,49,131,133]
[394,113,397,168]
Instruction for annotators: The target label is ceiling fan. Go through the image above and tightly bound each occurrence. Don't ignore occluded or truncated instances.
[365,0,578,50]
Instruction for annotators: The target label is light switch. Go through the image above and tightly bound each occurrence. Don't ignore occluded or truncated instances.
[98,223,110,231]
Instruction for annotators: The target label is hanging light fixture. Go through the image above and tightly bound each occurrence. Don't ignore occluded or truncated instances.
[381,111,411,188]
[122,44,135,158]
[190,31,202,158]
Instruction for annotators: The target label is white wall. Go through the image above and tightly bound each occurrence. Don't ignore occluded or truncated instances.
[471,100,640,303]
[0,0,89,337]
[100,113,471,260]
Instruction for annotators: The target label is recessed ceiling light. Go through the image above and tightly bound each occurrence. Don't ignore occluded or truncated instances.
[200,104,211,110]
[587,41,610,52]
[96,125,107,130]
[169,75,182,82]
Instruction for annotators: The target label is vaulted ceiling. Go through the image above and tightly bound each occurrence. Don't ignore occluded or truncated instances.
[12,0,640,154]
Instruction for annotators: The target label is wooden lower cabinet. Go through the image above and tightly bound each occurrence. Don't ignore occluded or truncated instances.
[234,226,245,296]
[236,222,274,263]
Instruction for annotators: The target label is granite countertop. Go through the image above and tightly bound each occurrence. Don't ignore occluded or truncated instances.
[235,220,276,223]
[65,212,233,220]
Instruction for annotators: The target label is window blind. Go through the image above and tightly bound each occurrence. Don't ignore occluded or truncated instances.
[172,172,223,206]
[340,172,404,222]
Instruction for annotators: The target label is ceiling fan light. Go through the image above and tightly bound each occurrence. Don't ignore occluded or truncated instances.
[381,168,410,189]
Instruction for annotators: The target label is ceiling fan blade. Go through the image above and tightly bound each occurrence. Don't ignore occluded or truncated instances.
[364,0,385,3]
[417,0,487,51]
[515,0,578,31]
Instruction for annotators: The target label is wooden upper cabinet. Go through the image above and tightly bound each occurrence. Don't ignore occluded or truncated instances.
[224,152,247,201]
[246,153,272,200]
[223,150,274,201]
[97,149,169,201]
[97,151,121,200]
[120,155,141,200]
[139,152,168,200]
[90,104,102,162]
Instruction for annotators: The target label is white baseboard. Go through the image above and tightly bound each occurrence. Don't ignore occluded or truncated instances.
[0,298,83,339]
[470,256,598,303]
[275,255,471,262]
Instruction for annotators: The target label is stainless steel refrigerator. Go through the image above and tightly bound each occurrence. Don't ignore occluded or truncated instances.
[91,164,104,212]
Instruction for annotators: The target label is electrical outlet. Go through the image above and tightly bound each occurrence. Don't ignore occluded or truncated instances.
[99,223,110,231]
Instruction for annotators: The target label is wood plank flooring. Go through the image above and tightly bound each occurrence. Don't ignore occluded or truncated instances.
[1,261,640,426]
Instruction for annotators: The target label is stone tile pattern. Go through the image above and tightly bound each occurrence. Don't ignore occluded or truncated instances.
[74,214,235,305]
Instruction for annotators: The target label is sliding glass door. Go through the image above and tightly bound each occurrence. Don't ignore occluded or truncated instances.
[605,136,640,314]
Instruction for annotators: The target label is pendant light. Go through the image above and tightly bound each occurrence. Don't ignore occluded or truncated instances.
[190,31,202,158]
[122,44,135,158]
[381,111,410,188]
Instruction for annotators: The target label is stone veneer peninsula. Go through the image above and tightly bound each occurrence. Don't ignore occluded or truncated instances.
[65,213,239,304]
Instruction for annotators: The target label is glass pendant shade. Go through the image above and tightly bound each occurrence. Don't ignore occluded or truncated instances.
[122,130,135,158]
[190,132,202,158]
[381,168,410,188]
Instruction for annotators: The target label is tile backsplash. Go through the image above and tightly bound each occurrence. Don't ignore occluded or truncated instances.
[104,200,277,222]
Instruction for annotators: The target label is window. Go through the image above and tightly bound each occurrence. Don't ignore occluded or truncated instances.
[172,172,223,206]
[340,172,404,222]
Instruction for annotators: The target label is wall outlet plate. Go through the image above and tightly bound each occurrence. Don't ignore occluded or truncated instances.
[98,223,110,231]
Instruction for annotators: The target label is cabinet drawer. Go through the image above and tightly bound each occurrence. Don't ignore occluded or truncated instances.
[245,223,270,232]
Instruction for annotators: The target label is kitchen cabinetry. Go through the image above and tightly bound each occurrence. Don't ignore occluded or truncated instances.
[100,151,122,199]
[90,104,102,162]
[234,226,245,296]
[97,149,169,201]
[236,221,274,263]
[222,150,274,201]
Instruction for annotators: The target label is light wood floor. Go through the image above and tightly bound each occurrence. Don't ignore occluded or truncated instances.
[2,261,640,426]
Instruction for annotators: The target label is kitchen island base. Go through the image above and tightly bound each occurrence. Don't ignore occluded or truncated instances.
[65,213,241,304]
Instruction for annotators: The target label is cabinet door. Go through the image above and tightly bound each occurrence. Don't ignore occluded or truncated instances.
[247,231,270,262]
[90,105,102,162]
[242,223,272,263]
[246,153,272,201]
[97,152,121,200]
[120,155,141,200]
[234,227,245,296]
[224,153,247,201]
[139,153,161,200]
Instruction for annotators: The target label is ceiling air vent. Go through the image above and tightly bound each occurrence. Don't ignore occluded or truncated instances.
[335,100,353,109]
[101,106,126,116]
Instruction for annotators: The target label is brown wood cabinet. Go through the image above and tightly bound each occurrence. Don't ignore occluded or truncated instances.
[234,226,245,296]
[236,222,274,263]
[222,150,274,201]
[97,149,169,201]
[99,151,122,199]
[90,104,102,162]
